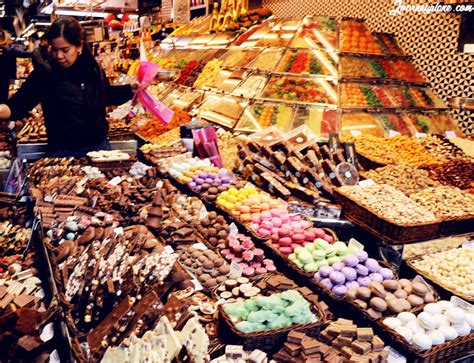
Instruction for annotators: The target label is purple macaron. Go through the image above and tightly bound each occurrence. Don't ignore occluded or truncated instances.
[357,276,372,287]
[329,271,346,285]
[332,285,348,296]
[319,266,333,278]
[379,267,394,280]
[365,258,380,273]
[355,264,369,276]
[332,262,345,272]
[342,267,357,281]
[369,272,384,283]
[345,281,360,290]
[355,250,368,262]
[314,272,322,281]
[320,278,333,290]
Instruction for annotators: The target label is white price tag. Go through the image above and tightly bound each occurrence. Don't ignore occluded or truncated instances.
[230,261,243,278]
[412,275,434,295]
[450,296,474,313]
[388,130,401,137]
[192,279,203,291]
[350,130,362,136]
[156,180,164,188]
[461,240,474,249]
[445,131,456,138]
[108,176,123,186]
[192,243,207,251]
[415,132,427,138]
[348,238,364,251]
[385,346,406,363]
[358,179,376,187]
[40,322,54,342]
[215,298,227,306]
[49,350,61,363]
[164,245,175,255]
[229,223,239,237]
[244,182,255,189]
[114,227,124,236]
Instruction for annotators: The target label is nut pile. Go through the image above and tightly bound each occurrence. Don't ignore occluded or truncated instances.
[410,186,474,219]
[363,164,440,196]
[418,135,470,161]
[350,135,399,165]
[339,184,438,225]
[411,247,473,298]
[385,136,442,167]
[428,159,474,191]
[450,137,474,158]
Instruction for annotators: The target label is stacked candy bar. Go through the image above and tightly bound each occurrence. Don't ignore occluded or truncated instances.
[273,330,343,362]
[319,319,388,362]
[212,345,269,363]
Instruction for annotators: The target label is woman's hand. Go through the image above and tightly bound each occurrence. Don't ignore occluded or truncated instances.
[130,82,140,92]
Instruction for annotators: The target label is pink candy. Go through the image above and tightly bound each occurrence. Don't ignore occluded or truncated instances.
[261,220,273,229]
[251,215,261,224]
[258,228,271,237]
[272,217,282,227]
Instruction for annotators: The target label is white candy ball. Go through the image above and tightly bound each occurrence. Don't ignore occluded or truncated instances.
[437,300,453,312]
[439,325,458,341]
[423,303,442,315]
[398,311,417,324]
[428,330,445,345]
[445,308,466,325]
[466,312,474,329]
[417,312,436,330]
[453,322,471,337]
[412,332,433,350]
[395,326,413,343]
[406,320,426,335]
[384,317,402,330]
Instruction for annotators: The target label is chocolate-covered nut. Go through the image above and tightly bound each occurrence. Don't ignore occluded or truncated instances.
[232,287,241,297]
[424,293,435,303]
[370,297,388,312]
[383,280,399,291]
[216,275,227,284]
[367,308,383,320]
[403,285,413,295]
[385,293,396,301]
[355,299,368,309]
[347,289,358,300]
[407,294,424,307]
[412,282,428,297]
[204,278,217,288]
[399,279,411,288]
[214,259,225,268]
[200,273,211,281]
[370,282,387,298]
[394,289,408,299]
[387,298,405,313]
[356,287,372,300]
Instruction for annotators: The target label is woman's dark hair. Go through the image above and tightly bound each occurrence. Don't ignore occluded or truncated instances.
[45,17,100,72]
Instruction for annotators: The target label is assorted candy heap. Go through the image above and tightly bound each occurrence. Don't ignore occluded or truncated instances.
[223,290,317,333]
[271,226,335,257]
[220,233,276,277]
[314,252,395,296]
[188,169,237,201]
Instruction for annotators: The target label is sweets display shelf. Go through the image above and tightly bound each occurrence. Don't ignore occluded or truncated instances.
[136,15,457,141]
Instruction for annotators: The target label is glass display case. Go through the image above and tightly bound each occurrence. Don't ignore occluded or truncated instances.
[277,49,337,77]
[198,94,248,128]
[235,103,295,132]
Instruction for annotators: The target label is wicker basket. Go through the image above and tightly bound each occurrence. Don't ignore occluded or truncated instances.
[341,280,440,323]
[217,292,327,352]
[440,215,474,236]
[89,157,136,171]
[406,257,474,302]
[378,318,474,362]
[333,188,441,245]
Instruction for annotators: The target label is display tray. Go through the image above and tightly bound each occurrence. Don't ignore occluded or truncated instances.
[234,102,296,133]
[340,112,415,137]
[406,255,474,302]
[217,291,327,353]
[257,75,338,106]
[231,73,269,99]
[218,48,263,69]
[198,94,248,128]
[333,188,441,245]
[439,215,474,236]
[339,19,385,56]
[276,48,338,78]
[379,318,474,362]
[290,16,337,51]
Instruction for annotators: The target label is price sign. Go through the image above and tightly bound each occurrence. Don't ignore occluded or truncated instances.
[388,130,401,137]
[445,131,456,138]
[192,243,207,251]
[349,238,364,251]
[350,130,362,137]
[450,296,473,313]
[359,179,375,187]
[230,261,243,278]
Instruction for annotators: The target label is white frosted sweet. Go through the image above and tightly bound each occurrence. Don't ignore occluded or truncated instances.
[438,325,458,341]
[423,303,442,315]
[453,322,471,337]
[395,326,413,343]
[412,332,433,350]
[417,312,436,330]
[397,311,417,324]
[428,330,445,345]
[445,308,466,325]
[384,317,402,330]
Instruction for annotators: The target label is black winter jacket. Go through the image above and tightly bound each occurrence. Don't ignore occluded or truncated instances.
[6,55,133,151]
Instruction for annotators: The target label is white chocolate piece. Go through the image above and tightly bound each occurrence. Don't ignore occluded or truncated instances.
[395,326,413,343]
[439,325,458,341]
[412,332,433,350]
[423,303,442,315]
[398,312,417,324]
[428,330,445,345]
[384,317,402,330]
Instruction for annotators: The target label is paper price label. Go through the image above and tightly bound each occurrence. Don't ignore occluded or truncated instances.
[108,176,123,186]
[40,322,54,342]
[215,298,226,306]
[229,223,239,237]
[349,238,364,251]
[164,245,175,255]
[388,130,401,137]
[244,182,255,189]
[385,346,407,363]
[198,206,208,219]
[156,180,163,188]
[358,179,375,187]
[230,261,243,278]
[462,240,474,249]
[192,279,203,292]
[350,130,362,136]
[445,131,456,138]
[415,132,427,138]
[49,350,61,363]
[450,296,473,313]
[192,243,207,251]
[114,227,124,236]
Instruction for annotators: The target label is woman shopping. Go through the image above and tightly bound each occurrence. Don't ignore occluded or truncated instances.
[0,17,135,157]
